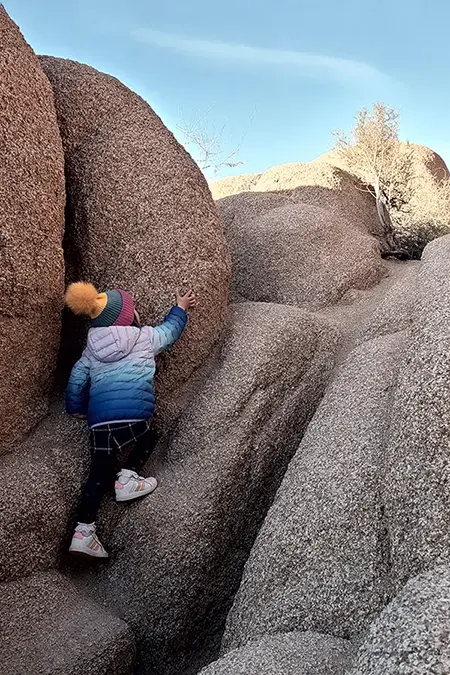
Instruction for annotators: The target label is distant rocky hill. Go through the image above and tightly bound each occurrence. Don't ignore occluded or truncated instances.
[211,143,450,258]
[210,143,449,199]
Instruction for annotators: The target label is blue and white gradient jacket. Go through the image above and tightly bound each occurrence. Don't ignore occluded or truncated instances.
[65,306,187,428]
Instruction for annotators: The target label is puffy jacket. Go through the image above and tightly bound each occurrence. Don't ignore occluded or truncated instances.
[65,306,187,427]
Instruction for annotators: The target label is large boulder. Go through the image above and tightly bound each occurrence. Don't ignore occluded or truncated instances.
[0,405,87,583]
[410,144,450,182]
[218,191,384,308]
[222,331,404,650]
[0,571,135,675]
[348,565,450,674]
[407,143,450,182]
[222,235,450,658]
[0,7,65,454]
[199,631,351,675]
[212,161,380,239]
[383,235,450,591]
[39,56,230,424]
[361,263,419,342]
[78,302,339,675]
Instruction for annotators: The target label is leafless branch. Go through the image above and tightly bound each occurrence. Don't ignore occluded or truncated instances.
[176,105,256,178]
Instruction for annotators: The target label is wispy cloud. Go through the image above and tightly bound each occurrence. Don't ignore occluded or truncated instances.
[131,29,389,87]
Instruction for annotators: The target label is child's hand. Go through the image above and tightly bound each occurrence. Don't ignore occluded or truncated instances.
[176,289,196,311]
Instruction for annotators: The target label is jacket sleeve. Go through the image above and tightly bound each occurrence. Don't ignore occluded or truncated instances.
[151,306,188,356]
[65,352,91,415]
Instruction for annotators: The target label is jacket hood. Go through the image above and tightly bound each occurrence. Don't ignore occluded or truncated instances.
[87,326,140,363]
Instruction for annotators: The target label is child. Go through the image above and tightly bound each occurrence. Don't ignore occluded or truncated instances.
[65,282,195,559]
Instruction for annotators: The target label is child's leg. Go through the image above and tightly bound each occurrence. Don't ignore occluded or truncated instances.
[77,427,116,524]
[122,422,159,474]
[109,422,158,502]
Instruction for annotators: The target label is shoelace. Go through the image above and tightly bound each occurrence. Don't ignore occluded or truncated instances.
[130,472,147,485]
[119,471,149,487]
[119,471,139,482]
[77,525,97,538]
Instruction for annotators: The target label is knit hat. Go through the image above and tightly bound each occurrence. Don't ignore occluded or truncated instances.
[65,282,135,327]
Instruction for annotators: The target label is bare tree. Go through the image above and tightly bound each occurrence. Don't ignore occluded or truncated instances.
[176,105,252,179]
[333,103,416,253]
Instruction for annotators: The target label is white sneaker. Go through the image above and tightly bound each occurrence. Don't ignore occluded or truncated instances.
[115,469,158,502]
[69,523,109,559]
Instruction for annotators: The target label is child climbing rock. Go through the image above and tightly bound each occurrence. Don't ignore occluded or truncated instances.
[65,282,196,559]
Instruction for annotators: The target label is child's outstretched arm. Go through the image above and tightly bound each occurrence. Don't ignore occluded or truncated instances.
[65,352,91,416]
[151,290,196,356]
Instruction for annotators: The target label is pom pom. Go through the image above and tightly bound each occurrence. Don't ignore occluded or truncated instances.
[65,282,100,317]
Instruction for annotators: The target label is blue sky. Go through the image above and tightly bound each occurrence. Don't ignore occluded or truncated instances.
[4,0,450,179]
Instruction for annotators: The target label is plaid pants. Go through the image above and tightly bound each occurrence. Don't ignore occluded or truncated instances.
[77,420,158,524]
[89,420,153,455]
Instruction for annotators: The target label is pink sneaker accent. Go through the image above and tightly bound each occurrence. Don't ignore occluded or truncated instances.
[69,523,109,559]
[115,481,124,490]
